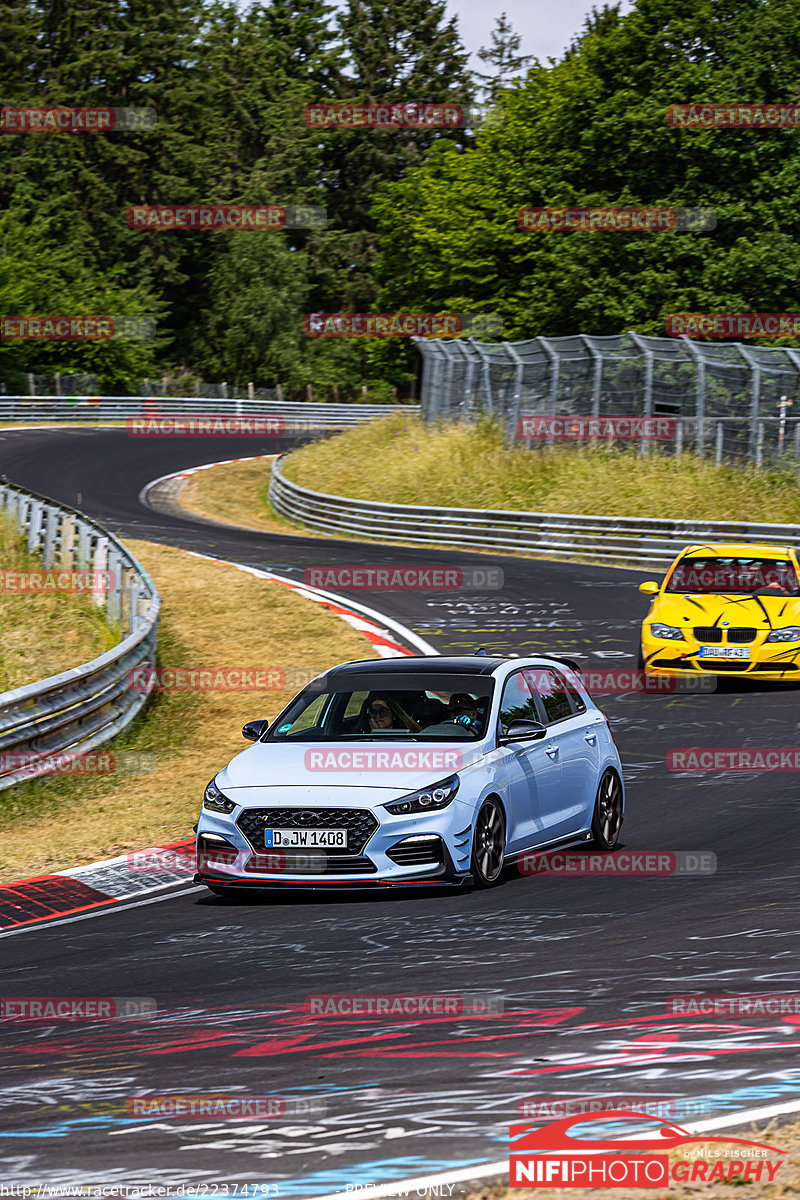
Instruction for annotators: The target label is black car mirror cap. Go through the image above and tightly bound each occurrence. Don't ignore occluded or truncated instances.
[498,719,548,744]
[242,719,268,741]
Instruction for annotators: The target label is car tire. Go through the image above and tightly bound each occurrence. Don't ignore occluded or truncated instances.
[590,768,623,850]
[471,798,506,887]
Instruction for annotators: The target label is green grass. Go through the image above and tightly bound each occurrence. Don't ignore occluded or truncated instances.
[280,414,800,523]
[0,515,115,693]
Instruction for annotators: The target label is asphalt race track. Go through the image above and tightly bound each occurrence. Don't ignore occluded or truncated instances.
[1,427,799,1195]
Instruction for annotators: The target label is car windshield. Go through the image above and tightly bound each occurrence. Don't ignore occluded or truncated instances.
[665,556,800,596]
[265,671,495,741]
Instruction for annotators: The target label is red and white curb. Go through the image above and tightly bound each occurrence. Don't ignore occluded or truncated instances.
[0,839,196,931]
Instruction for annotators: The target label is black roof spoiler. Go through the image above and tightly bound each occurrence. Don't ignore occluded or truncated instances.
[536,654,583,674]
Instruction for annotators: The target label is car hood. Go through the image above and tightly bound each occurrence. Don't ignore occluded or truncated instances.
[217,739,486,803]
[651,592,800,632]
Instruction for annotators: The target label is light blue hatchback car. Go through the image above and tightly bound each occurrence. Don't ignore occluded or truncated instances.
[195,655,625,892]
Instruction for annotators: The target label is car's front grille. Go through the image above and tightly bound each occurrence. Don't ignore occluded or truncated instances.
[728,628,758,643]
[237,807,379,854]
[694,627,722,642]
[697,660,750,671]
[386,837,444,867]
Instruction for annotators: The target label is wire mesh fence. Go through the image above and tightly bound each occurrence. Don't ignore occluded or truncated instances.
[414,331,800,468]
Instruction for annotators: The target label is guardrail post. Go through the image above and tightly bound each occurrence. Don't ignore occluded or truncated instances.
[92,537,109,609]
[60,514,76,569]
[106,546,122,626]
[76,519,92,569]
[42,506,58,568]
[27,500,44,553]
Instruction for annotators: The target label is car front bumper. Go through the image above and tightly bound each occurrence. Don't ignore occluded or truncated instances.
[642,636,800,682]
[195,797,477,888]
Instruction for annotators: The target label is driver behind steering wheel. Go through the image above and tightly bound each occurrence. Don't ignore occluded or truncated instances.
[448,692,480,730]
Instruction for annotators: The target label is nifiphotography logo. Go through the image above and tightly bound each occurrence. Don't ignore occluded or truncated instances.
[509,1112,784,1188]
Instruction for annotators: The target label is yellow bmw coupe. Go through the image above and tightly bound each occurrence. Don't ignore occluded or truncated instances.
[639,542,800,681]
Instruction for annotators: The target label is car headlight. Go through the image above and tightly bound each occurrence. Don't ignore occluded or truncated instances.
[765,627,800,642]
[384,774,460,815]
[203,778,236,814]
[650,623,685,641]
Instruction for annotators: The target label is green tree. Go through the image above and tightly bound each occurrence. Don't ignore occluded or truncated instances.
[475,13,533,103]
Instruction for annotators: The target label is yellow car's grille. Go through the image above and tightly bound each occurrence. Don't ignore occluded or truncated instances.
[693,626,758,644]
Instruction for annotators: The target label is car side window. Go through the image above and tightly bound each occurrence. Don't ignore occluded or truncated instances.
[498,670,539,733]
[528,666,573,724]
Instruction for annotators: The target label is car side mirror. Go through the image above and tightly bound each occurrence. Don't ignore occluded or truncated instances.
[639,581,659,595]
[242,719,268,741]
[499,719,547,744]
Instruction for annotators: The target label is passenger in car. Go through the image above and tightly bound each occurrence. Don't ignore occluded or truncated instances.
[364,693,421,733]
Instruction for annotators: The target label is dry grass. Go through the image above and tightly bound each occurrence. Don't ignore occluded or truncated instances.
[281,414,800,522]
[0,538,374,883]
[0,515,113,692]
[178,457,315,537]
[469,1118,800,1200]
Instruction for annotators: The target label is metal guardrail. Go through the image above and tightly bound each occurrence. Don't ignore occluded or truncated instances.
[269,456,800,570]
[0,482,160,791]
[0,396,419,428]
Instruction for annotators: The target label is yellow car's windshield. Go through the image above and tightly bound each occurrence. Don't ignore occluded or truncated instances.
[665,556,800,596]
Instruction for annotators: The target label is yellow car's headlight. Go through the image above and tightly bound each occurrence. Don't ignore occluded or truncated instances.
[650,623,685,641]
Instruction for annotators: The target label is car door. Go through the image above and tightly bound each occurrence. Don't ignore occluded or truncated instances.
[529,665,602,839]
[496,669,562,852]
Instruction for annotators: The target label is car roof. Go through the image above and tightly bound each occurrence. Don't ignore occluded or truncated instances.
[678,542,797,558]
[323,654,583,678]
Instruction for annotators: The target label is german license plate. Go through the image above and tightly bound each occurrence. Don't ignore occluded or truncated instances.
[264,828,347,848]
[697,646,749,659]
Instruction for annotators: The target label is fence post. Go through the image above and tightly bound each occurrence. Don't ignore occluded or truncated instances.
[537,337,560,416]
[756,421,765,468]
[679,336,705,456]
[276,384,283,403]
[248,381,254,403]
[736,344,760,464]
[54,372,62,397]
[628,331,653,455]
[504,343,524,444]
[675,419,684,456]
[580,336,602,415]
[27,373,35,397]
[715,422,723,466]
[468,338,494,417]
